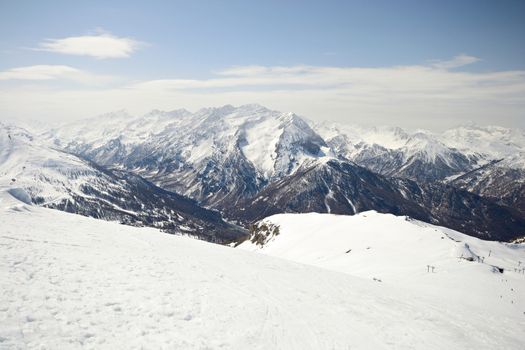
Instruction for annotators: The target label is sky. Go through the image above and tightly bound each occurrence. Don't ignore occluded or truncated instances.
[0,0,524,130]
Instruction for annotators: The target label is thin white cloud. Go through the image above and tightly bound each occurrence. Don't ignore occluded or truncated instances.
[430,54,481,69]
[129,59,524,98]
[0,65,115,84]
[37,33,142,59]
[1,55,524,130]
[0,65,79,80]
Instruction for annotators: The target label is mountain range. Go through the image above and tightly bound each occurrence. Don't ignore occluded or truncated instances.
[0,123,244,243]
[3,104,525,242]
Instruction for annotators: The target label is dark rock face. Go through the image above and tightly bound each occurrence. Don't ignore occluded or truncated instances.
[348,144,406,177]
[325,131,479,184]
[399,181,525,241]
[225,160,525,242]
[394,153,473,183]
[226,160,426,221]
[147,147,265,210]
[334,143,476,184]
[450,161,525,216]
[59,109,330,212]
[43,163,246,244]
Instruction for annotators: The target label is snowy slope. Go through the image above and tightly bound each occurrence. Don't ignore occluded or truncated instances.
[1,193,524,349]
[0,122,243,242]
[318,121,525,177]
[43,105,328,207]
[315,121,525,215]
[45,104,324,181]
[46,108,525,184]
[239,212,525,338]
[441,124,525,165]
[35,106,525,240]
[239,212,525,283]
[441,125,525,210]
[317,122,478,182]
[1,122,106,204]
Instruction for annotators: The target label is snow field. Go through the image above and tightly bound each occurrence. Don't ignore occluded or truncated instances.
[1,194,523,349]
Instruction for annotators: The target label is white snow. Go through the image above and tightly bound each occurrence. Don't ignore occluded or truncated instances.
[239,212,525,347]
[316,123,411,151]
[240,116,282,177]
[1,194,524,348]
[239,211,525,284]
[186,137,214,163]
[318,120,525,172]
[44,105,329,185]
[402,132,455,163]
[441,124,525,161]
[0,122,100,204]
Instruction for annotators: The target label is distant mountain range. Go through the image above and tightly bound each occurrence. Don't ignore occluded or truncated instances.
[0,123,244,243]
[3,104,525,242]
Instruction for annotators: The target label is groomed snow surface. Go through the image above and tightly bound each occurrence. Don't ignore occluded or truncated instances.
[1,192,524,349]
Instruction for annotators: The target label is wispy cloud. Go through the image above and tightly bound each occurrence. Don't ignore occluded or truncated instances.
[36,32,143,59]
[430,54,481,69]
[129,56,523,98]
[0,65,115,84]
[1,55,524,130]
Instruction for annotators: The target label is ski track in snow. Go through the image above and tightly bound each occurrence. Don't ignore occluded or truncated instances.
[1,193,524,349]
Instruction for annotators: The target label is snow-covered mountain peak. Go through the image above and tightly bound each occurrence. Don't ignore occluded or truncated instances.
[145,108,192,119]
[45,110,137,147]
[277,111,299,123]
[235,109,327,179]
[0,122,34,144]
[316,122,413,151]
[365,125,412,149]
[99,109,133,120]
[441,124,525,160]
[35,104,525,217]
[39,104,331,206]
[236,103,271,113]
[195,104,238,119]
[403,132,453,163]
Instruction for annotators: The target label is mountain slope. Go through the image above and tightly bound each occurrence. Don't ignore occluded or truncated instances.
[40,106,525,241]
[47,105,329,208]
[440,125,525,214]
[1,193,524,349]
[0,123,244,243]
[318,123,479,183]
[230,158,426,220]
[47,108,525,191]
[232,158,525,241]
[450,157,525,215]
[440,124,525,161]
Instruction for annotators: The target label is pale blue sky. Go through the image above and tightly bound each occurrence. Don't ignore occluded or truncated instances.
[1,0,524,129]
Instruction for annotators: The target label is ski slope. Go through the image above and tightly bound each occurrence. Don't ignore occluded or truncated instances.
[1,192,524,349]
[239,212,525,345]
[239,212,525,284]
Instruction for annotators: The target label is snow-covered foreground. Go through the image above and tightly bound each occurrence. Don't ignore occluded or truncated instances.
[239,212,525,346]
[1,193,524,349]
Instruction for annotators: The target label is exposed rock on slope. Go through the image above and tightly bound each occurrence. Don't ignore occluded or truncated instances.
[1,123,244,243]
